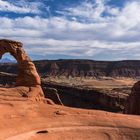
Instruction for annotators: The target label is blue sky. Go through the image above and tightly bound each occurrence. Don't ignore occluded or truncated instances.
[0,0,140,60]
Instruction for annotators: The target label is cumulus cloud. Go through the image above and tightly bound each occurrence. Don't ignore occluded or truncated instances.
[0,0,140,60]
[56,0,106,22]
[0,0,41,14]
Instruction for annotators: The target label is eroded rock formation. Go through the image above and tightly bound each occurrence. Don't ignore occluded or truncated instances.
[0,39,44,101]
[125,81,140,115]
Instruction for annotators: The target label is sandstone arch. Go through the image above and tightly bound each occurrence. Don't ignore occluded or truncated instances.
[0,39,44,101]
[0,39,40,86]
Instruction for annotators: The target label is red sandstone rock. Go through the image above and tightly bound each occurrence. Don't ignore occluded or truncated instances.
[0,39,44,101]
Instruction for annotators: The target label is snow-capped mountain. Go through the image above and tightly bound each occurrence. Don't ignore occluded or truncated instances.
[0,58,16,63]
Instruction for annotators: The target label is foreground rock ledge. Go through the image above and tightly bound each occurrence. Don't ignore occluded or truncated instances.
[0,39,44,102]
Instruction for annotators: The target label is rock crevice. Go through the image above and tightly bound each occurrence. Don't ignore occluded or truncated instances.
[125,81,140,115]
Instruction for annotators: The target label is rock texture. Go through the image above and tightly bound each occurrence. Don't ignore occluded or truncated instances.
[0,102,140,140]
[125,81,140,115]
[0,39,44,101]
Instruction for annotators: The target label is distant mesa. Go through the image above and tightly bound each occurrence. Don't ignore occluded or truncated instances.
[2,59,140,78]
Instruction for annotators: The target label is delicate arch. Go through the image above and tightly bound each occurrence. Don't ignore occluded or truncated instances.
[0,39,40,86]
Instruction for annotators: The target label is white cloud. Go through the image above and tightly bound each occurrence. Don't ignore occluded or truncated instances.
[0,0,41,14]
[56,0,106,22]
[1,0,140,60]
